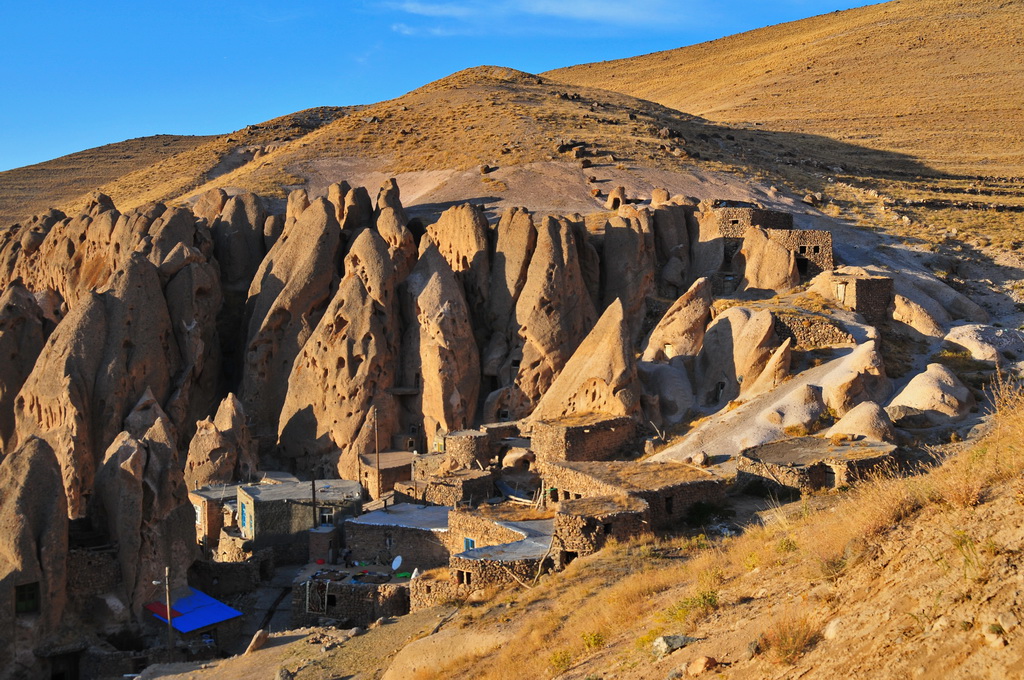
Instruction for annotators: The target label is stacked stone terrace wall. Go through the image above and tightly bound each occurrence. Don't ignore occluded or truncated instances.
[774,314,854,349]
[532,416,636,463]
[67,549,120,608]
[188,557,263,599]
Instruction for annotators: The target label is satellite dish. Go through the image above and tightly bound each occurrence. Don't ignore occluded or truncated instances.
[391,555,403,571]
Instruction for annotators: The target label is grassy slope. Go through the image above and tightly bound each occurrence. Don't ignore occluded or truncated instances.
[546,0,1024,178]
[0,135,214,224]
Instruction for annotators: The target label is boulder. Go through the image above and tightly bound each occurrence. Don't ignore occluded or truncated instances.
[825,401,896,442]
[943,324,1024,363]
[605,186,627,210]
[374,179,416,280]
[694,307,778,407]
[893,294,945,338]
[641,277,712,362]
[602,208,655,342]
[886,363,974,425]
[530,299,640,421]
[638,360,694,427]
[744,337,793,398]
[821,340,890,417]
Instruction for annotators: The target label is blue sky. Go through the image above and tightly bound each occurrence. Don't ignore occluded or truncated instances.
[0,1,875,171]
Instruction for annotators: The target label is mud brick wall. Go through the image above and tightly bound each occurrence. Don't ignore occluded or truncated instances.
[189,494,226,558]
[445,430,493,468]
[343,522,450,571]
[765,229,834,277]
[532,417,636,463]
[774,314,855,349]
[552,507,647,557]
[292,581,409,628]
[445,510,526,554]
[633,479,728,527]
[66,549,120,606]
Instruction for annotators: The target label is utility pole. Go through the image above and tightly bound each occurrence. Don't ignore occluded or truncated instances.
[374,407,382,503]
[164,566,173,650]
[311,478,318,527]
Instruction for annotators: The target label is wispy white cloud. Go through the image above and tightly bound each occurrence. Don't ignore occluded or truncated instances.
[370,0,706,36]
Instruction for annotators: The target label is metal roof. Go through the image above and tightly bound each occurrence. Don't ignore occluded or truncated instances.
[145,588,242,633]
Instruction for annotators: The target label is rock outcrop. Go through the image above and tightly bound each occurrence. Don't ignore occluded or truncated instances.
[530,299,640,421]
[240,197,342,447]
[886,363,974,425]
[374,179,417,280]
[735,227,799,294]
[638,359,694,428]
[185,393,259,490]
[0,283,46,453]
[278,228,400,479]
[826,401,897,442]
[426,204,491,338]
[602,208,655,342]
[943,324,1024,363]
[399,243,481,447]
[694,307,779,407]
[821,341,890,417]
[483,207,537,377]
[0,437,67,679]
[641,277,712,362]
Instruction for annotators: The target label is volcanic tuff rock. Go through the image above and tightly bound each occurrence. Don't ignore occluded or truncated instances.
[374,178,417,281]
[641,277,712,362]
[485,215,597,421]
[14,254,181,518]
[530,299,640,421]
[96,394,195,619]
[278,228,400,479]
[426,204,491,339]
[400,243,481,447]
[185,393,259,490]
[638,359,694,428]
[821,340,890,417]
[942,324,1024,363]
[735,227,799,294]
[825,400,897,443]
[886,362,975,425]
[240,197,343,447]
[484,207,537,377]
[602,207,655,342]
[0,437,67,680]
[0,282,46,453]
[694,307,779,407]
[744,337,794,398]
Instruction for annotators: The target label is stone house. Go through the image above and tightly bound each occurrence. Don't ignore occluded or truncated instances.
[343,503,450,571]
[552,495,648,566]
[764,228,834,279]
[358,450,414,500]
[291,564,410,628]
[237,480,362,563]
[539,460,726,528]
[831,274,894,326]
[393,468,496,507]
[736,437,897,495]
[701,200,794,263]
[530,414,637,464]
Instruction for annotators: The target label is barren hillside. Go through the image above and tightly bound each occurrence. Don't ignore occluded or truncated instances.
[547,0,1024,178]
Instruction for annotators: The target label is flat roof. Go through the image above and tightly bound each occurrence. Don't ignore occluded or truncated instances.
[740,437,897,466]
[146,588,242,633]
[240,479,362,503]
[558,495,647,517]
[456,520,553,562]
[346,503,449,531]
[533,412,633,429]
[189,471,301,500]
[358,450,415,469]
[544,460,718,492]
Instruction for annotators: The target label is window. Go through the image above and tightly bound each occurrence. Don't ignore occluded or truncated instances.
[319,508,334,526]
[603,523,613,535]
[499,409,510,421]
[665,496,674,515]
[327,594,338,607]
[464,537,476,551]
[15,582,40,615]
[456,570,472,585]
[193,504,203,526]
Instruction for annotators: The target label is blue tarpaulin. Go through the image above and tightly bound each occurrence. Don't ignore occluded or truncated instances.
[146,588,242,633]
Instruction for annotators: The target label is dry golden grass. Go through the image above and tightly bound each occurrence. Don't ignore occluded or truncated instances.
[762,613,820,664]
[548,0,1024,179]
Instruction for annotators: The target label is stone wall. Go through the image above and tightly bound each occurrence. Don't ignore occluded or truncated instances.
[189,493,227,559]
[188,557,265,599]
[765,229,834,278]
[291,581,409,628]
[448,554,542,589]
[240,491,360,564]
[409,571,464,610]
[342,522,450,571]
[360,462,412,500]
[532,416,636,463]
[774,314,854,349]
[66,549,121,615]
[445,509,527,554]
[833,276,894,326]
[444,430,492,469]
[552,501,647,561]
[394,470,495,507]
[412,452,447,480]
[703,203,793,239]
